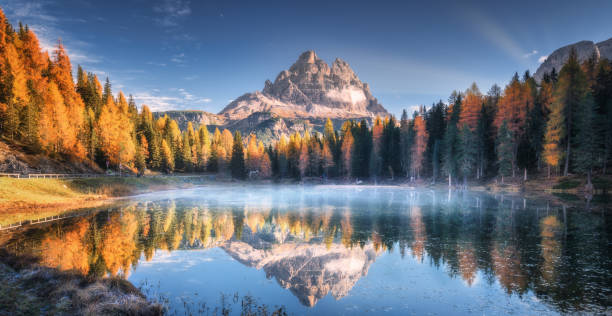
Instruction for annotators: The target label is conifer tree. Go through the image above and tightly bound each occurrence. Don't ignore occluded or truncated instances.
[543,96,565,178]
[198,125,211,171]
[298,141,309,178]
[370,116,384,181]
[572,91,597,184]
[230,131,246,179]
[593,59,612,174]
[181,132,193,172]
[341,128,354,178]
[496,120,513,183]
[554,49,590,176]
[458,124,478,186]
[322,140,334,178]
[443,92,461,185]
[425,101,446,182]
[400,110,413,178]
[160,139,174,173]
[411,115,428,179]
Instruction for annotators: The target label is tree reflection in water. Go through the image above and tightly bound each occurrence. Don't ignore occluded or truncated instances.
[0,187,609,314]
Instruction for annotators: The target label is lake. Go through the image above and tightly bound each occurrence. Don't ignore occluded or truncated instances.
[1,185,610,315]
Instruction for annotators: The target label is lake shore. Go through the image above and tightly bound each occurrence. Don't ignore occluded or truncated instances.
[1,174,609,224]
[0,250,163,315]
[0,176,211,226]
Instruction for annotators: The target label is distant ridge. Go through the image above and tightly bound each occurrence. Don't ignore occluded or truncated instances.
[534,37,612,81]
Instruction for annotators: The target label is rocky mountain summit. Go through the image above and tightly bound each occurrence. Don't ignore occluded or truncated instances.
[156,51,389,141]
[535,37,612,81]
[220,50,387,120]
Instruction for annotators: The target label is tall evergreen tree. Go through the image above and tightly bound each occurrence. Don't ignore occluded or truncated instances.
[554,49,590,176]
[458,124,478,186]
[230,131,246,179]
[572,91,597,184]
[425,101,446,182]
[496,120,513,183]
[443,92,462,185]
[399,109,413,178]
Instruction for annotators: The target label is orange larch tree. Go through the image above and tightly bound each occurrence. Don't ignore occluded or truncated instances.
[411,115,429,178]
[459,82,482,130]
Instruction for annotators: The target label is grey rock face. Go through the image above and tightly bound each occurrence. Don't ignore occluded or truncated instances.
[596,38,612,61]
[534,38,612,82]
[220,50,388,120]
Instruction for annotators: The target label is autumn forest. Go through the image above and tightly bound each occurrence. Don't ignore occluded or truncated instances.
[1,8,611,185]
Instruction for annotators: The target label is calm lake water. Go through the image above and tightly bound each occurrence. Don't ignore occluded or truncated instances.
[1,185,610,315]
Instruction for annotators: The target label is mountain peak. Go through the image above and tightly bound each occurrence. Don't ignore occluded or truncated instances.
[296,50,318,64]
[221,51,387,121]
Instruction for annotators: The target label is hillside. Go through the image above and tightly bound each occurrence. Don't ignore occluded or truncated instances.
[0,140,101,174]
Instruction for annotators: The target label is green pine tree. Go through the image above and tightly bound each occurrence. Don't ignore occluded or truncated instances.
[230,131,246,179]
[496,120,514,183]
[572,91,597,185]
[443,92,461,185]
[458,124,478,186]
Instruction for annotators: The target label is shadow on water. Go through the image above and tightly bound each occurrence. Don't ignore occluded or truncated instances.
[0,186,610,315]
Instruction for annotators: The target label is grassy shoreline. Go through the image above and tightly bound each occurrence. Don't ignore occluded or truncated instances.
[0,176,211,226]
[1,174,608,226]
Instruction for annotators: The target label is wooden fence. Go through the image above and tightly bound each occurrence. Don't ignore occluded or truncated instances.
[0,173,214,179]
[0,173,129,179]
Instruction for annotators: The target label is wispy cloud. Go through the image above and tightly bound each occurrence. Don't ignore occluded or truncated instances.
[5,1,101,66]
[133,93,180,111]
[538,55,548,63]
[153,0,192,27]
[11,1,56,22]
[170,53,185,64]
[177,88,194,100]
[460,7,527,63]
[134,88,212,111]
[523,50,538,58]
[147,61,167,67]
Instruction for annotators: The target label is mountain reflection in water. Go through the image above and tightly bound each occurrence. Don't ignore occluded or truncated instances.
[0,186,610,314]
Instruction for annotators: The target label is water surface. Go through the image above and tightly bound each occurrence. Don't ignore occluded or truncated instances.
[1,185,610,315]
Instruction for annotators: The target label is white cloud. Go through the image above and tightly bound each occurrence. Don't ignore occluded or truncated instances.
[11,1,56,22]
[170,53,185,64]
[5,1,101,66]
[178,88,194,100]
[538,55,548,63]
[153,0,191,27]
[133,93,181,111]
[523,50,538,58]
[134,88,212,111]
[147,61,167,67]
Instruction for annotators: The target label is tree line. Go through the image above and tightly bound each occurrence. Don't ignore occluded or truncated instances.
[0,9,610,183]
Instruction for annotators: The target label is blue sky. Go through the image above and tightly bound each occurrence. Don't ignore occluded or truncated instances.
[3,0,612,116]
